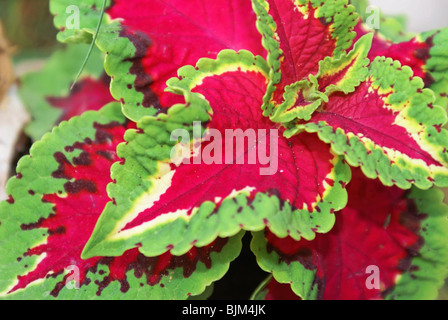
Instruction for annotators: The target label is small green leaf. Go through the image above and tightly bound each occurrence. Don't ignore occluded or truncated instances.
[19,44,107,140]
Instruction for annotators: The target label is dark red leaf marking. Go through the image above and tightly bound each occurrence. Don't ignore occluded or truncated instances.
[6,195,14,204]
[354,23,435,87]
[91,239,228,297]
[8,118,229,297]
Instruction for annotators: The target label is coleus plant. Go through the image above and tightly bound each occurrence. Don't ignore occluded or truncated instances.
[1,0,448,300]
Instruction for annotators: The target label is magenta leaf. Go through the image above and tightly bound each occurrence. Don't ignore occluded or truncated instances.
[51,0,266,121]
[252,0,359,116]
[0,103,243,299]
[251,168,448,300]
[81,50,351,259]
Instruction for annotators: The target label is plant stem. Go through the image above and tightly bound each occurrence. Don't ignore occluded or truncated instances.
[71,0,107,90]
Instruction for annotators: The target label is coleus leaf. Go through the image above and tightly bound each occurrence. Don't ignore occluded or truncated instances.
[352,1,448,108]
[314,33,373,96]
[0,103,243,299]
[19,44,112,140]
[362,30,448,107]
[251,0,359,116]
[415,29,448,108]
[50,0,265,121]
[81,50,351,259]
[252,0,448,188]
[251,276,300,300]
[251,168,448,300]
[269,33,373,123]
[291,56,448,189]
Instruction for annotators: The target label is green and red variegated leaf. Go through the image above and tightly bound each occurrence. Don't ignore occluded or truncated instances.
[251,276,301,300]
[251,0,359,116]
[50,0,265,121]
[353,10,448,109]
[269,33,373,123]
[414,29,448,108]
[251,168,448,300]
[290,56,448,189]
[81,50,351,260]
[19,44,113,140]
[315,33,373,96]
[0,103,243,299]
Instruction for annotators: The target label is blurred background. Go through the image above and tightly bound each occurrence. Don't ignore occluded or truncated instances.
[370,0,448,32]
[0,0,58,62]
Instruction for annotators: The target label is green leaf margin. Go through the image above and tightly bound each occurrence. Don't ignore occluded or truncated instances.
[81,50,351,260]
[291,57,448,190]
[251,0,359,116]
[0,102,244,299]
[50,0,157,121]
[250,187,448,300]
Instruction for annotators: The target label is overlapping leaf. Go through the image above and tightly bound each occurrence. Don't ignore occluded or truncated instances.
[19,44,112,140]
[0,103,242,299]
[269,33,373,123]
[50,0,265,121]
[294,57,448,189]
[370,29,448,109]
[81,50,350,259]
[252,0,448,189]
[352,0,448,108]
[251,276,300,300]
[27,0,448,301]
[251,0,360,117]
[251,168,448,300]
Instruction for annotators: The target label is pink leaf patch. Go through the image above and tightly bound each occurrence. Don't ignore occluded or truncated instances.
[107,0,264,107]
[252,168,448,300]
[82,51,350,259]
[297,56,448,189]
[0,104,242,299]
